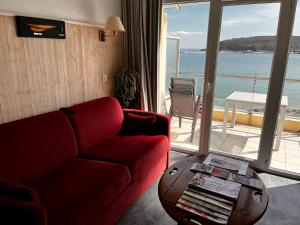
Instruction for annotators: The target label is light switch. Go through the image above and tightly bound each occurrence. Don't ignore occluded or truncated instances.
[102,74,108,82]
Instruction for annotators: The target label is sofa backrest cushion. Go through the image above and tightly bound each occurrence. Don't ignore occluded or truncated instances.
[66,97,124,152]
[0,111,78,182]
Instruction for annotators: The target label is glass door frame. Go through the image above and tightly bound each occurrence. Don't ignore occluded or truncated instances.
[199,0,298,179]
[161,2,211,155]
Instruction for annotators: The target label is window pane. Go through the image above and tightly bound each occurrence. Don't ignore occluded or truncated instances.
[209,3,280,161]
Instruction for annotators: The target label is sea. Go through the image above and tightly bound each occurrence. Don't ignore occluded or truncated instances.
[166,50,300,115]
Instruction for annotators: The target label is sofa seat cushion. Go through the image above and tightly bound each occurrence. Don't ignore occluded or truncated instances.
[30,159,131,225]
[81,135,169,181]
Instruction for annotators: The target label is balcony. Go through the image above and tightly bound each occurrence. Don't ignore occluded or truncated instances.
[163,72,300,174]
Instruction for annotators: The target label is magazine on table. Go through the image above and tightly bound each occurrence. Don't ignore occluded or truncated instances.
[190,163,214,174]
[228,173,264,191]
[189,173,241,201]
[203,153,249,175]
[211,167,230,179]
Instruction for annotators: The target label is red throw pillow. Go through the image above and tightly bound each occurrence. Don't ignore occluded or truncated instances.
[123,113,156,135]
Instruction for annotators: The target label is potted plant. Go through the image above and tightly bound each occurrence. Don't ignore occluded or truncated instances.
[115,68,140,108]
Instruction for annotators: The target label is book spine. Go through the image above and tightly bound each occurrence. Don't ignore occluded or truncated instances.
[187,188,233,205]
[176,203,228,225]
[188,183,237,202]
[181,194,231,215]
[178,198,229,221]
[184,190,233,211]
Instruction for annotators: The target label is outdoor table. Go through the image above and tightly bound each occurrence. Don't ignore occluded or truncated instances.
[222,91,288,151]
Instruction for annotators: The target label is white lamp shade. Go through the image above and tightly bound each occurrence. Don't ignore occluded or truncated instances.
[105,16,125,32]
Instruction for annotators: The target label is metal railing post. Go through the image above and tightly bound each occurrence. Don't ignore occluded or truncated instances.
[249,73,257,114]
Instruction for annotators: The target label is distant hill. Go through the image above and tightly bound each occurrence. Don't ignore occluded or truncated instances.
[219,36,300,53]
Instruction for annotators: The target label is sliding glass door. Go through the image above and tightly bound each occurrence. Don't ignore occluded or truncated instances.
[161,0,298,178]
[201,0,298,176]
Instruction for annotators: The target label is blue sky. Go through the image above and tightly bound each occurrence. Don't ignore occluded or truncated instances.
[164,2,300,49]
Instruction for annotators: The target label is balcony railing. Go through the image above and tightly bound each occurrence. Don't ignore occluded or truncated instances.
[168,71,300,118]
[179,71,300,83]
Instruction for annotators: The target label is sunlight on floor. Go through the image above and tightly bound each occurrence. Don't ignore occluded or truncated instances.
[170,118,300,174]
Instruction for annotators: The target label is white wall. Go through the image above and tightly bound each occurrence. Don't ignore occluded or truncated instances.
[0,0,121,25]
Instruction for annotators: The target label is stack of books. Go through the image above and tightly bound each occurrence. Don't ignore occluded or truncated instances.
[176,173,241,224]
[176,154,262,224]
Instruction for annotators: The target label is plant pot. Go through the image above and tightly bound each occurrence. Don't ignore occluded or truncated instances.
[122,98,135,108]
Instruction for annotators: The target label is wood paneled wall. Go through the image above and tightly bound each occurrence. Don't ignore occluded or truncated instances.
[0,15,124,124]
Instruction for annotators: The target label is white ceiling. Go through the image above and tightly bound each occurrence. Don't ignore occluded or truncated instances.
[0,0,121,25]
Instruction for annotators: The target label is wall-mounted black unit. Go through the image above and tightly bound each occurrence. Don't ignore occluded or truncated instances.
[16,16,66,39]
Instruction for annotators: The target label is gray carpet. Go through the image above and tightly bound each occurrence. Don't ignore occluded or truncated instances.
[117,151,300,225]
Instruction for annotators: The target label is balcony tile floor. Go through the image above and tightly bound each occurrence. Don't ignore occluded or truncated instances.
[170,117,300,174]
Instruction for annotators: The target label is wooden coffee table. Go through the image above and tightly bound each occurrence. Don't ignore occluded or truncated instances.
[158,155,268,225]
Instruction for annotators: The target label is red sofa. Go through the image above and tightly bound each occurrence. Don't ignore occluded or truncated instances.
[0,97,170,225]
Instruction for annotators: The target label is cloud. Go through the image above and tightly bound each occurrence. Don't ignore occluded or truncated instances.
[168,31,204,36]
[293,5,300,35]
[256,3,280,19]
[222,17,260,27]
[222,3,280,27]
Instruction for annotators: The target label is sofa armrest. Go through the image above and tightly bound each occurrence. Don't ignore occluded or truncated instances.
[0,178,47,225]
[122,109,170,139]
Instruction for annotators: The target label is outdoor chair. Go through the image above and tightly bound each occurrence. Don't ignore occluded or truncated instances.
[169,78,202,142]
